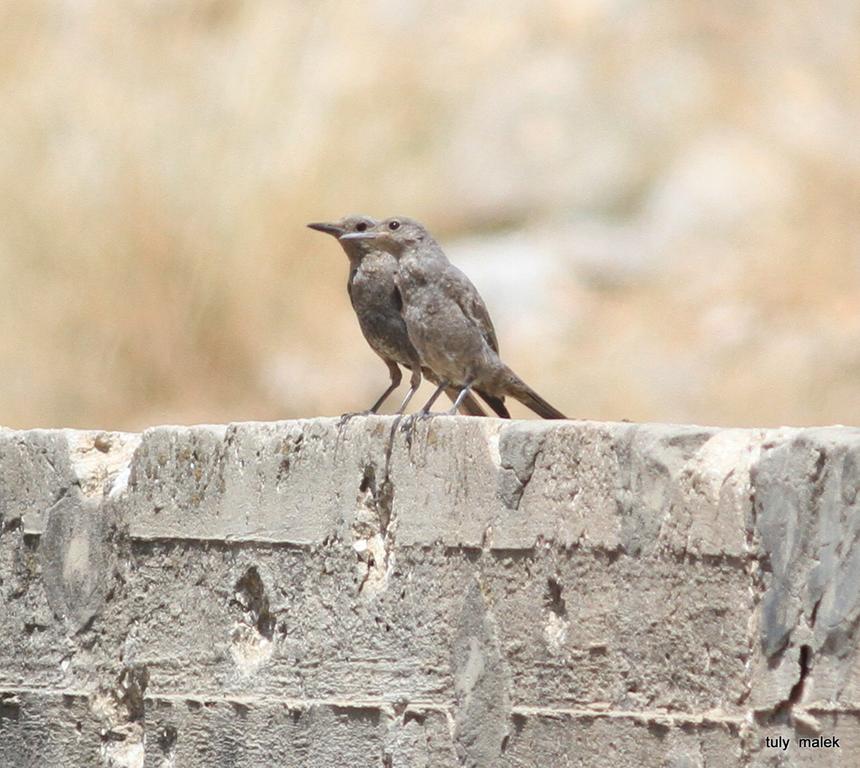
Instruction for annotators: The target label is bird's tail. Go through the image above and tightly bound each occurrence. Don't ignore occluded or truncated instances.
[507,373,567,420]
[475,389,511,419]
[445,386,487,417]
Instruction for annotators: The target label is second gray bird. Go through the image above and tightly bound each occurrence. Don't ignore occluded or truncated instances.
[308,215,501,417]
[341,217,567,420]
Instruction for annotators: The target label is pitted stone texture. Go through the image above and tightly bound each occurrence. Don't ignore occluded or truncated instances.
[0,428,138,535]
[481,547,750,713]
[2,418,860,767]
[125,424,229,539]
[451,577,511,767]
[128,418,412,544]
[6,540,748,716]
[382,707,457,768]
[500,711,745,768]
[144,698,388,768]
[127,417,507,547]
[747,712,860,767]
[750,427,860,711]
[93,544,487,704]
[0,429,77,535]
[0,691,104,768]
[387,417,503,547]
[664,428,765,559]
[121,419,757,559]
[491,422,730,552]
[0,691,390,768]
[40,485,115,634]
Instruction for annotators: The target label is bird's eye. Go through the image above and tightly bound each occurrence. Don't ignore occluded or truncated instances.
[355,221,368,232]
[388,220,400,231]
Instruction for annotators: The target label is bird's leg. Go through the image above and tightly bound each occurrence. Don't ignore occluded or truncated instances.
[447,380,475,415]
[340,360,401,426]
[395,365,422,415]
[368,360,403,413]
[417,381,448,420]
[392,366,421,435]
[396,366,424,434]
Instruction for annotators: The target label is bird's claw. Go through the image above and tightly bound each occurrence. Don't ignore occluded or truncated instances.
[338,409,374,428]
[398,411,435,433]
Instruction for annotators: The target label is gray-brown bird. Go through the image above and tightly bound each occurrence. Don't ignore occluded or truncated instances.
[308,215,505,417]
[341,217,567,420]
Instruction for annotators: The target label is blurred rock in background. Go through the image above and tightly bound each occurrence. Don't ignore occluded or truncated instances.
[1,0,858,429]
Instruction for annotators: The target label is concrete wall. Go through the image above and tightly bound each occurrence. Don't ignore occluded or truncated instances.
[1,417,859,767]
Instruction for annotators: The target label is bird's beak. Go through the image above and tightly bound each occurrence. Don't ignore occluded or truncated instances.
[339,231,380,241]
[307,222,345,237]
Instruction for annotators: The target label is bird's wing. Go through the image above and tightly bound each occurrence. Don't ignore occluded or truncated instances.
[391,282,403,313]
[444,265,500,354]
[346,268,356,307]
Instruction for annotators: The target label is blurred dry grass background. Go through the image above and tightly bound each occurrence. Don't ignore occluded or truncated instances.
[1,0,858,429]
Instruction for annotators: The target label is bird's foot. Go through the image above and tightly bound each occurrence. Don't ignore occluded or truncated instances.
[338,409,374,428]
[397,411,439,446]
[398,411,434,431]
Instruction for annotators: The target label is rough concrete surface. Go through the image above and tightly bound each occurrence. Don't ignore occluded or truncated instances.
[1,417,859,767]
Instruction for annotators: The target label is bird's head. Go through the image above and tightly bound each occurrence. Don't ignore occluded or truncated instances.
[307,215,378,256]
[339,216,429,258]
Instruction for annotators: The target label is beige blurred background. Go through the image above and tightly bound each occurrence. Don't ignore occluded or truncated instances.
[1,0,859,430]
